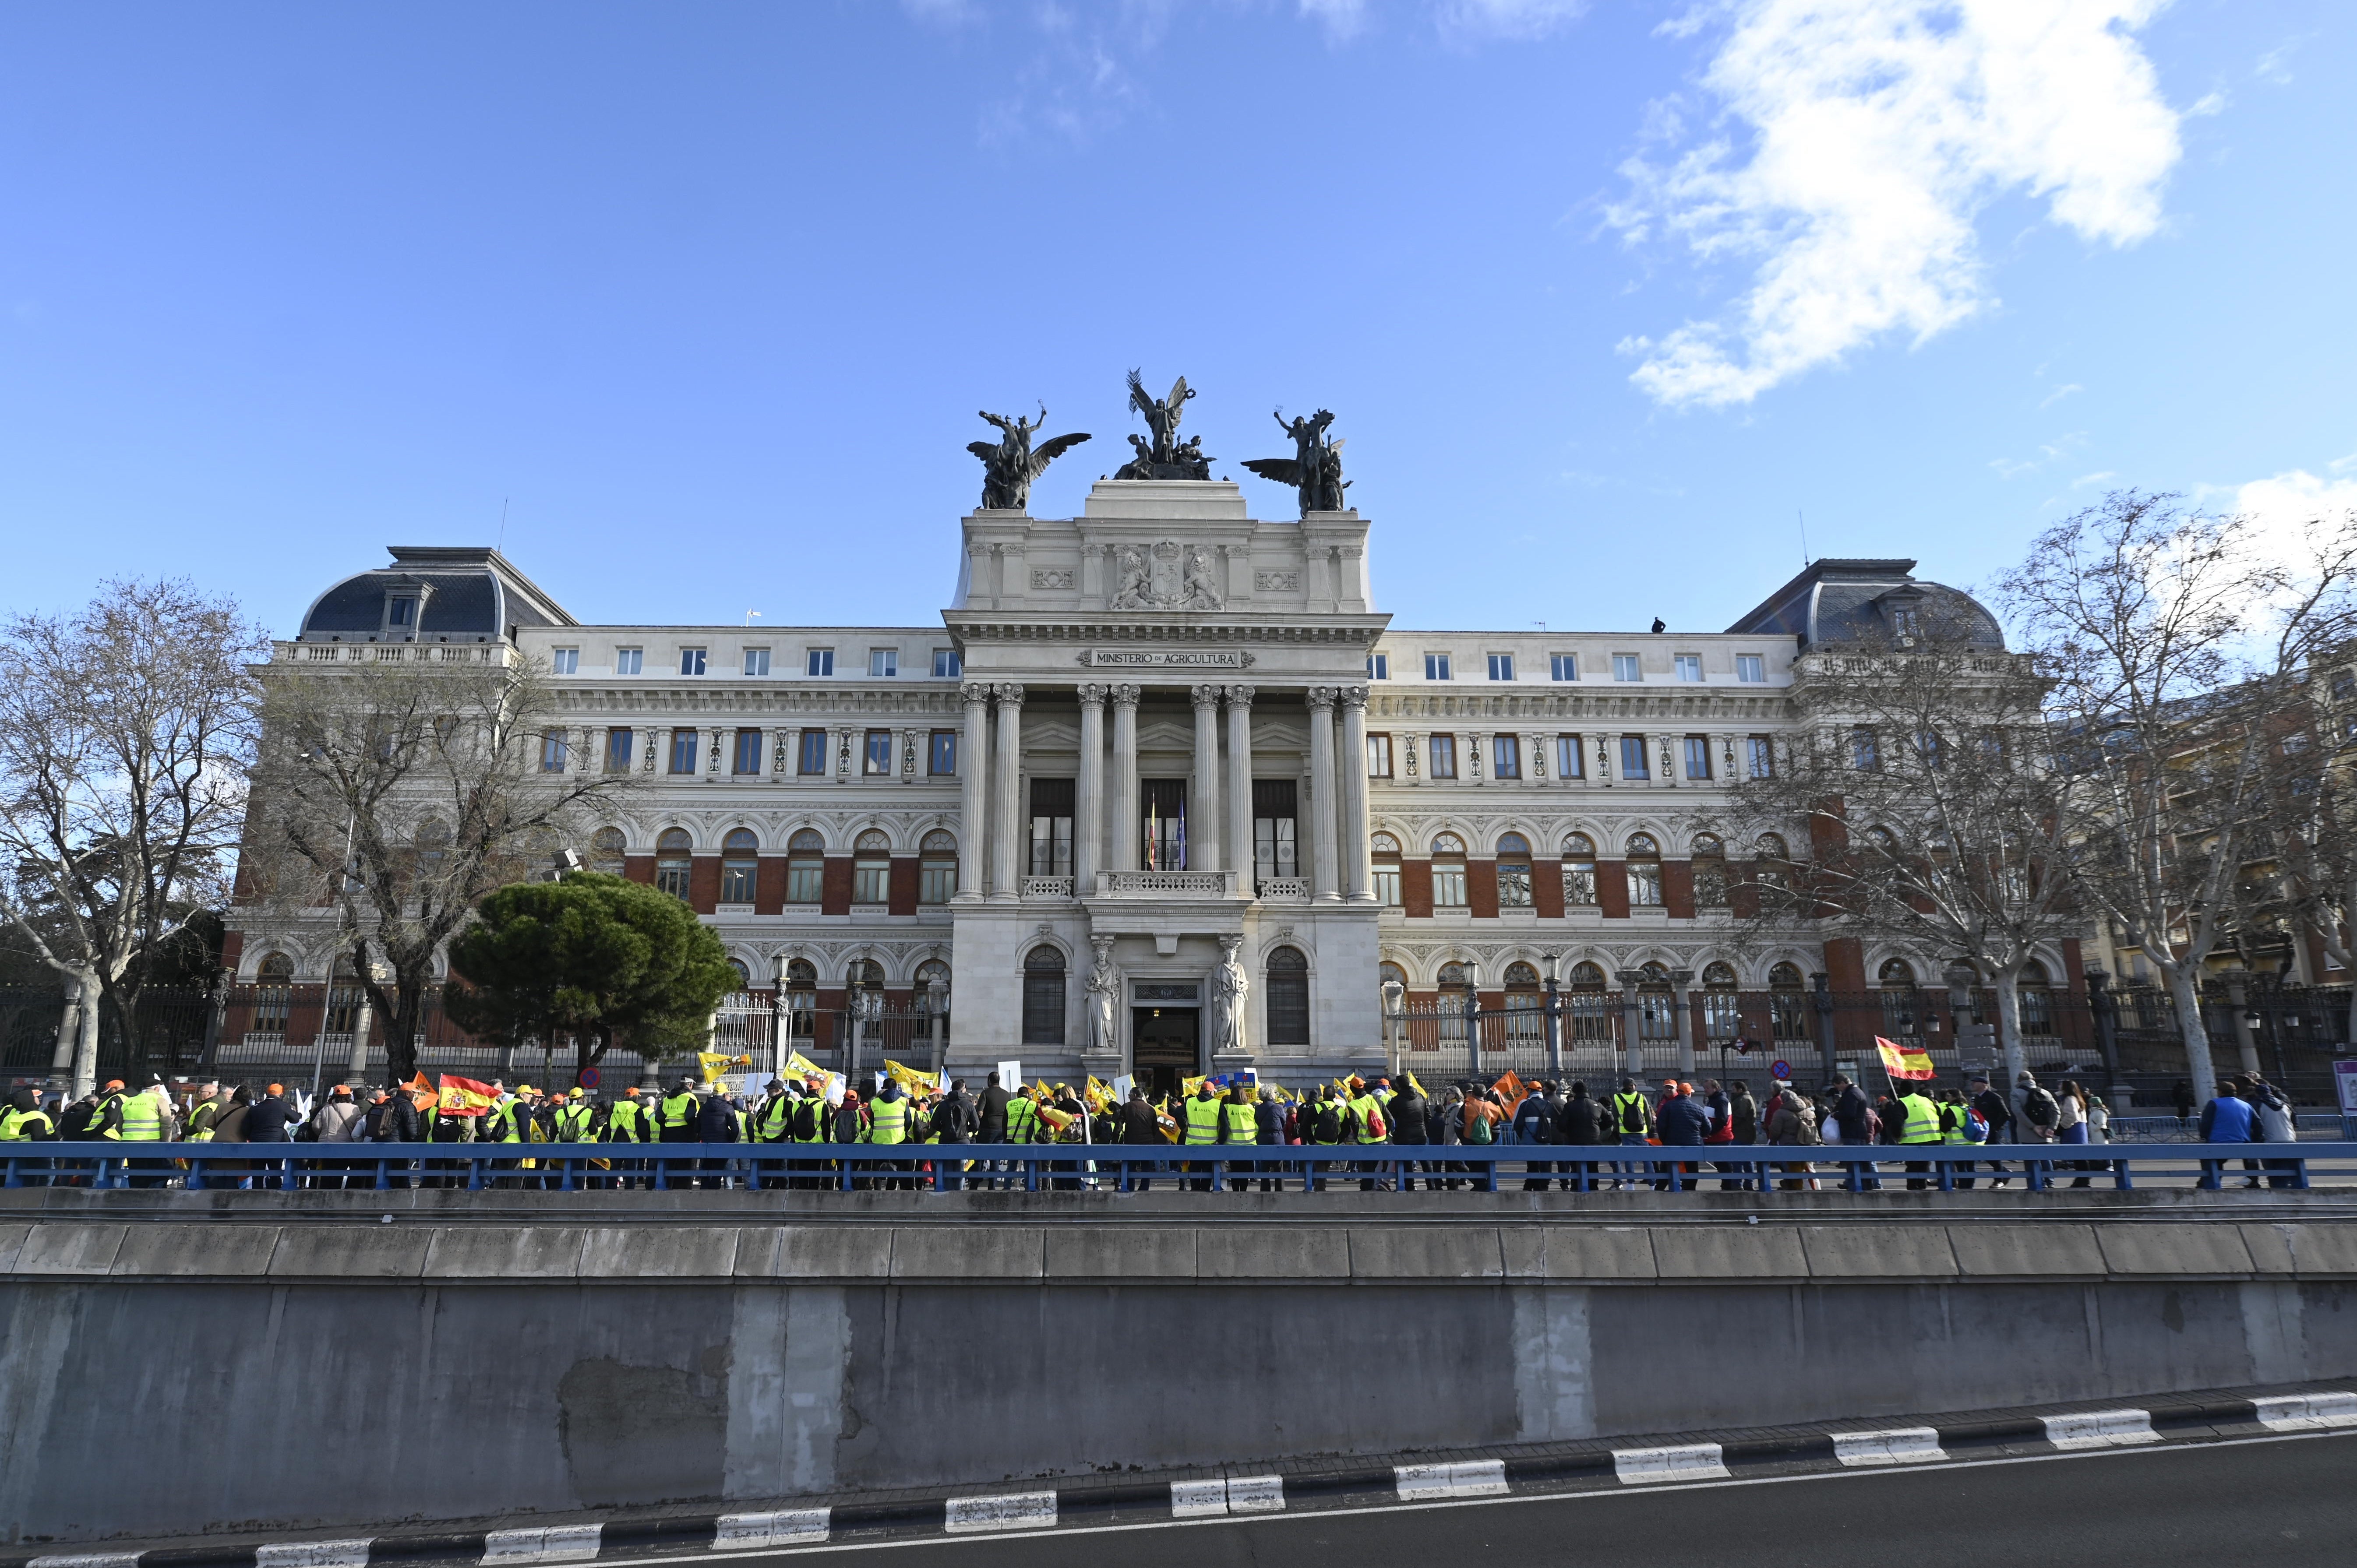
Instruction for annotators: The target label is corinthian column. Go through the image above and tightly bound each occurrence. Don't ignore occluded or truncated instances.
[990,683,1024,901]
[958,682,991,902]
[1308,686,1340,902]
[1190,685,1223,874]
[1225,686,1255,889]
[1340,684,1373,902]
[1076,684,1106,891]
[1111,684,1141,874]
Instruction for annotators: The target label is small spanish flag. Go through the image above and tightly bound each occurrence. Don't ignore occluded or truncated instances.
[437,1074,499,1116]
[1875,1036,1936,1081]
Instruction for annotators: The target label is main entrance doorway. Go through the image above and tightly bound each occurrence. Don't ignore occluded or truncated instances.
[1132,1007,1200,1099]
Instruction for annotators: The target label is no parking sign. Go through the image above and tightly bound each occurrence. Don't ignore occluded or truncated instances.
[1770,1059,1792,1080]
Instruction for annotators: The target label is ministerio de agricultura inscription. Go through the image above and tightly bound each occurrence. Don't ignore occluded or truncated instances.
[1076,649,1256,668]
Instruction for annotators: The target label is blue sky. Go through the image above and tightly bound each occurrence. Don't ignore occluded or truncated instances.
[3,0,2350,638]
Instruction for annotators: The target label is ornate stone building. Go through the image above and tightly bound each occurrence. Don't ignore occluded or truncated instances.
[239,476,2077,1088]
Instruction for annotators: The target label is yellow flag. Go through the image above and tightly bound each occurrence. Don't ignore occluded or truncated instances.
[697,1051,735,1085]
[884,1059,941,1096]
[784,1050,827,1082]
[1405,1071,1427,1098]
[1182,1074,1208,1099]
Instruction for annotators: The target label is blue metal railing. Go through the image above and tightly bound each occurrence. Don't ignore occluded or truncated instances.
[5,1140,2356,1194]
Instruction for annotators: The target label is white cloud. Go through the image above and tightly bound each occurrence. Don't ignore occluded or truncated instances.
[2233,468,2357,571]
[1438,0,1588,41]
[1299,0,1369,40]
[1611,0,2184,409]
[2038,382,2084,409]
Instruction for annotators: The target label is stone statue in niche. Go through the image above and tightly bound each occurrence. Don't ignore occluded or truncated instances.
[1210,935,1250,1056]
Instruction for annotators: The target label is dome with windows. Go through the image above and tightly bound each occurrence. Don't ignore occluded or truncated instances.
[296,546,576,644]
[1725,558,2002,651]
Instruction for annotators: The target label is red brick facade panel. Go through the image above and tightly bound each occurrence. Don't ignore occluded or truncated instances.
[687,856,721,914]
[887,856,919,916]
[755,856,787,916]
[821,856,853,916]
[1598,860,1629,918]
[1662,860,1695,920]
[1401,859,1434,918]
[1468,860,1499,919]
[1533,858,1564,919]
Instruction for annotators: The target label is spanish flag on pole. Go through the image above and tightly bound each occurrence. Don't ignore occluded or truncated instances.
[1875,1036,1936,1081]
[436,1074,498,1117]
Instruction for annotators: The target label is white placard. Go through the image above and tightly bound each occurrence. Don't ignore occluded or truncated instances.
[998,1058,1023,1091]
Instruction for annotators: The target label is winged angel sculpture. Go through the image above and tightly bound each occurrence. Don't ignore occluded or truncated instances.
[1242,408,1350,518]
[969,405,1090,512]
[1114,370,1212,480]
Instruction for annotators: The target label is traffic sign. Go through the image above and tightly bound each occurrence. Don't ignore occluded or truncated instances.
[577,1065,601,1090]
[1770,1059,1792,1080]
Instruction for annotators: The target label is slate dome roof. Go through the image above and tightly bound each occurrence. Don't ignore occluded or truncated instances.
[296,546,575,642]
[1723,559,2002,651]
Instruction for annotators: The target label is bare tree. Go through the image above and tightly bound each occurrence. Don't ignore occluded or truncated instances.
[0,579,266,1096]
[243,650,635,1082]
[1718,624,2082,1088]
[2001,491,2357,1103]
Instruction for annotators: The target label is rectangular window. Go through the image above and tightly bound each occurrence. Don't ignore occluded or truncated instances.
[1620,735,1650,780]
[1367,652,1390,680]
[920,857,957,905]
[387,596,417,629]
[1487,653,1515,681]
[1612,653,1642,682]
[605,728,634,773]
[679,647,707,677]
[786,854,824,904]
[1563,860,1598,906]
[1747,735,1775,779]
[1675,654,1703,682]
[539,731,568,772]
[1429,734,1458,779]
[551,647,579,675]
[1252,779,1298,881]
[1556,734,1584,779]
[1493,734,1521,779]
[806,648,834,677]
[1497,858,1532,908]
[1736,654,1765,683]
[1683,735,1711,781]
[734,728,762,775]
[1852,726,1879,771]
[1628,863,1664,906]
[1424,652,1452,681]
[798,729,829,775]
[932,648,962,678]
[1374,865,1401,906]
[614,647,643,676]
[1366,733,1393,778]
[1433,865,1468,907]
[1030,777,1075,876]
[868,648,898,678]
[721,857,756,905]
[669,728,698,775]
[929,729,958,775]
[1550,653,1578,681]
[853,854,890,906]
[864,729,893,775]
[743,648,771,677]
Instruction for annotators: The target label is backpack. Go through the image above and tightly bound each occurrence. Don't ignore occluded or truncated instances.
[1465,1108,1494,1145]
[1313,1103,1344,1143]
[2022,1088,2058,1128]
[791,1099,822,1140]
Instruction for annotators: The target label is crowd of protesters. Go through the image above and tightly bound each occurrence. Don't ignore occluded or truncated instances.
[0,1061,2324,1194]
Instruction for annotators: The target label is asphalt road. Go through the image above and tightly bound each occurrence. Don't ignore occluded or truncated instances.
[769,1430,2357,1566]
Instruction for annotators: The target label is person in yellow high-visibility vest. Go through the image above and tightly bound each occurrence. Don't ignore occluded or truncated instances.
[868,1080,914,1190]
[1219,1084,1259,1193]
[1346,1077,1390,1192]
[1180,1083,1222,1191]
[1895,1082,1943,1190]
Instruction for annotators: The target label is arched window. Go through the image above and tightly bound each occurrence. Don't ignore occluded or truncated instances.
[1699,958,1741,1042]
[1265,945,1309,1046]
[1021,946,1066,1045]
[1757,833,1789,859]
[787,828,825,904]
[1378,960,1408,1001]
[413,817,451,880]
[784,957,818,1037]
[1878,958,1916,986]
[1372,832,1403,906]
[1501,959,1542,1041]
[1626,832,1663,908]
[1504,961,1540,988]
[914,958,952,1015]
[920,830,958,903]
[2019,958,2055,1035]
[253,952,296,1033]
[1768,960,1810,1042]
[1693,832,1728,907]
[1636,961,1676,1040]
[853,828,892,905]
[1496,832,1532,908]
[1430,833,1468,908]
[1570,961,1606,989]
[1755,832,1792,899]
[721,828,759,904]
[1438,960,1474,990]
[728,958,752,992]
[655,828,693,899]
[1562,832,1598,907]
[589,826,627,876]
[848,957,885,993]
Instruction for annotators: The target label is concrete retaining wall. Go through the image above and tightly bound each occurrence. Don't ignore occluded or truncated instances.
[5,1212,2357,1543]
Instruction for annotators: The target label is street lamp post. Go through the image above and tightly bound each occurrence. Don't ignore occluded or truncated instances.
[1462,959,1483,1082]
[771,955,790,1082]
[2084,963,2123,1104]
[1541,953,1563,1079]
[1381,978,1405,1079]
